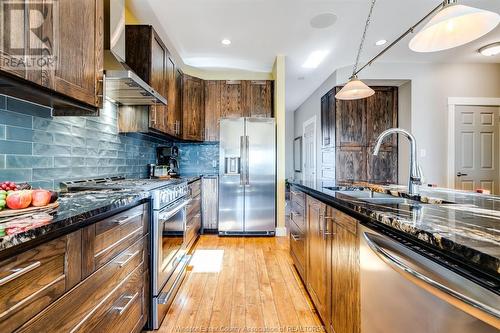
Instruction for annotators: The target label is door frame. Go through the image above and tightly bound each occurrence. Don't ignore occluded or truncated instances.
[303,116,317,186]
[447,97,500,188]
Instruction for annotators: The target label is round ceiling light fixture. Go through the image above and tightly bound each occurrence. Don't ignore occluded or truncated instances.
[409,0,500,53]
[479,42,500,56]
[221,39,231,46]
[375,39,387,46]
[310,13,337,29]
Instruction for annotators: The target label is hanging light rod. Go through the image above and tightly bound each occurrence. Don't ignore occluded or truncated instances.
[351,2,443,78]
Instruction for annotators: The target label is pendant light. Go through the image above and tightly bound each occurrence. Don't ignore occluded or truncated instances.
[409,0,500,53]
[335,0,376,100]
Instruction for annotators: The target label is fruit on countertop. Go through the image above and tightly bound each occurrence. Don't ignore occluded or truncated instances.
[6,190,32,210]
[50,191,59,203]
[1,181,18,191]
[31,190,52,207]
[0,190,6,211]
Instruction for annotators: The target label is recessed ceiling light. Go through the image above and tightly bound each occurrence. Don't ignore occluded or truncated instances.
[375,39,387,46]
[302,50,329,69]
[221,39,231,46]
[479,42,500,56]
[310,13,337,29]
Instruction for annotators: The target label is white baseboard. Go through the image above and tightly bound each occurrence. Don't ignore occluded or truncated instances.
[275,227,287,237]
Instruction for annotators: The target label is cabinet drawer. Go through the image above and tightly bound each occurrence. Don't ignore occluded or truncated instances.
[83,204,148,276]
[185,213,201,251]
[289,219,305,280]
[187,194,201,221]
[290,186,305,208]
[189,180,201,198]
[332,207,357,235]
[290,200,305,231]
[17,236,146,333]
[0,231,80,333]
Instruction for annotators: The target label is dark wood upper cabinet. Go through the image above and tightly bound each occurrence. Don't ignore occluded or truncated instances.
[220,80,245,118]
[335,89,367,147]
[245,80,273,118]
[182,74,204,141]
[0,0,104,112]
[166,56,183,137]
[321,89,336,148]
[125,25,169,134]
[366,87,398,146]
[204,80,221,142]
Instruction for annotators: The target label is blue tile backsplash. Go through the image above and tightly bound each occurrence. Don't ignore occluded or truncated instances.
[0,97,169,189]
[178,142,219,176]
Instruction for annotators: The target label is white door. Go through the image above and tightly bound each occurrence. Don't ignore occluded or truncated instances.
[454,105,500,194]
[303,116,317,187]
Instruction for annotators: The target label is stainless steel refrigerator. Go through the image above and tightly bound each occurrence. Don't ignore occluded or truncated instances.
[219,118,276,235]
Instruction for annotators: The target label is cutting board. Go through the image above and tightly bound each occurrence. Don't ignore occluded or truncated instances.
[0,202,59,218]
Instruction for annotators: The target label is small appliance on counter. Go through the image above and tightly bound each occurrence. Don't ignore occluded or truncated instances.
[154,145,180,178]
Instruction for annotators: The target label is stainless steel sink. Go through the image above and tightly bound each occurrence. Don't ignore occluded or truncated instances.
[335,190,425,206]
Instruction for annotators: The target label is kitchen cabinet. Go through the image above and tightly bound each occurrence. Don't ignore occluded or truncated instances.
[329,207,360,333]
[124,25,169,134]
[166,56,182,137]
[336,146,367,184]
[305,195,330,322]
[290,186,306,281]
[8,203,150,333]
[335,90,367,147]
[182,75,205,141]
[204,80,222,141]
[245,80,273,117]
[0,0,104,112]
[201,177,219,230]
[220,80,245,118]
[186,180,202,249]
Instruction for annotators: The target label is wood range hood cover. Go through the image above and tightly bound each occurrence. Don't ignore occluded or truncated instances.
[103,0,167,107]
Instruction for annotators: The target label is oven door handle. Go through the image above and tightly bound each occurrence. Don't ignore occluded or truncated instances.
[159,198,192,220]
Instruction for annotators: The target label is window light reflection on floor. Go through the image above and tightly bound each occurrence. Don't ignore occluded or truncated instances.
[189,249,224,273]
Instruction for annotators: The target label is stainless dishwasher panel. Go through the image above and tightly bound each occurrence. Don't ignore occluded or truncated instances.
[359,225,500,333]
[202,176,219,230]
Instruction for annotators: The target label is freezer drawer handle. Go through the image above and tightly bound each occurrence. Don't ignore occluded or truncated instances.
[363,232,500,327]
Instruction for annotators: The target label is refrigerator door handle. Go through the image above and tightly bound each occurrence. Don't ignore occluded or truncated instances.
[363,232,500,327]
[240,136,245,186]
[245,135,250,185]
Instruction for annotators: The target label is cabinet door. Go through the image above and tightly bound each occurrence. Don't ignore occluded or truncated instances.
[0,1,28,80]
[367,145,398,184]
[220,80,244,118]
[182,75,204,141]
[51,0,103,108]
[149,32,168,132]
[335,87,366,147]
[204,80,221,141]
[330,221,360,333]
[175,69,183,137]
[366,87,398,146]
[246,80,272,118]
[306,195,330,322]
[321,89,336,148]
[336,147,367,185]
[165,56,177,136]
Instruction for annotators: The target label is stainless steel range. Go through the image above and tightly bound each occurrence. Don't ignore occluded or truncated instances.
[61,176,191,329]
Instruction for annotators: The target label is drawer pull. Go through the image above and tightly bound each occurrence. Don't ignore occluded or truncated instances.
[115,292,139,315]
[291,234,302,241]
[116,251,140,268]
[111,212,143,225]
[0,261,41,286]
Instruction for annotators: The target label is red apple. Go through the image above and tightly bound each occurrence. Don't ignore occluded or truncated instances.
[6,190,32,209]
[31,190,52,207]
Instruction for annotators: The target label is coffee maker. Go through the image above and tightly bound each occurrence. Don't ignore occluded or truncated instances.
[155,146,180,177]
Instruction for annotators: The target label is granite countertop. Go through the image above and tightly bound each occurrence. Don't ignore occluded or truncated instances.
[0,189,150,259]
[289,180,500,279]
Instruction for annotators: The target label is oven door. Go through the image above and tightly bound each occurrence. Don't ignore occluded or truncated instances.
[152,197,191,295]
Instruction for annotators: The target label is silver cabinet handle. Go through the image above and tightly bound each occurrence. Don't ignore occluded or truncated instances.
[363,232,500,325]
[115,292,139,315]
[116,250,140,268]
[111,212,143,225]
[0,261,41,286]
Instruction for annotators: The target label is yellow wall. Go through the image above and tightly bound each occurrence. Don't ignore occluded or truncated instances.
[272,55,286,233]
[125,6,140,24]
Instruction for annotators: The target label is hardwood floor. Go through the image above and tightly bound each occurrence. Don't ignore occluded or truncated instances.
[154,235,324,333]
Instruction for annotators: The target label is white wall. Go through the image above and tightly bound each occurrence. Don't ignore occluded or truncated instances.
[290,62,500,187]
[293,71,337,180]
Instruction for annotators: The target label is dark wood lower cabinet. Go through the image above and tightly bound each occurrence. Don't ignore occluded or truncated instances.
[2,203,149,333]
[294,191,360,333]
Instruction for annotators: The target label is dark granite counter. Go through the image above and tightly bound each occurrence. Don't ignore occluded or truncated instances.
[0,189,150,259]
[289,180,500,280]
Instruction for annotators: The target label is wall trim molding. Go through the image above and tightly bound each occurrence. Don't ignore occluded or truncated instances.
[275,226,287,237]
[446,97,500,188]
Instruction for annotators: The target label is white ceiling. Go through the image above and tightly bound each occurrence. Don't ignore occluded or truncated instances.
[128,0,500,112]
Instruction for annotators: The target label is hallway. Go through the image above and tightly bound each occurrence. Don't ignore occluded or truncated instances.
[156,236,324,333]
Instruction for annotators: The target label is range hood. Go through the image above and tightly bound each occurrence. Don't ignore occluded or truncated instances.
[103,0,167,106]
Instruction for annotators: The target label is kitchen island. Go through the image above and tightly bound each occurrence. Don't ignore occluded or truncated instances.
[289,180,499,333]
